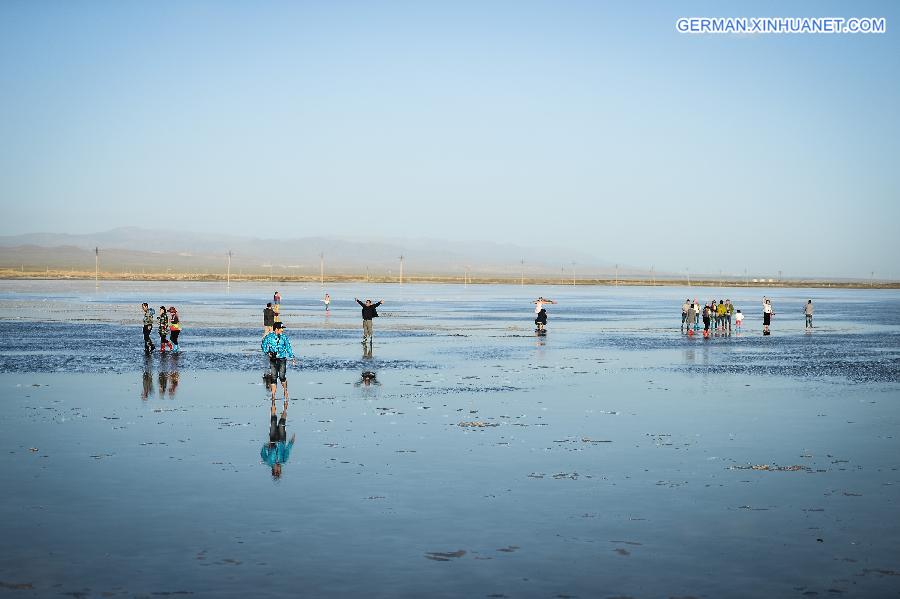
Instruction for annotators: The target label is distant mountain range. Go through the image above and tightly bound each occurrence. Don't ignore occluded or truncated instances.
[0,227,625,277]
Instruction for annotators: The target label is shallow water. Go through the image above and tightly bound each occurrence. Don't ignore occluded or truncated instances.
[1,281,898,597]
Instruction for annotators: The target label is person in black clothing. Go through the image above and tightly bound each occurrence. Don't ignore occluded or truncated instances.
[355,298,383,344]
[703,304,712,335]
[263,302,275,336]
[534,308,548,333]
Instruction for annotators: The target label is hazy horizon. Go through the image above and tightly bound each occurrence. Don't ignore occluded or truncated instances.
[2,1,898,278]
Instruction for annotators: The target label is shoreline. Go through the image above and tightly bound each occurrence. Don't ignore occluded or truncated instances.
[0,270,897,289]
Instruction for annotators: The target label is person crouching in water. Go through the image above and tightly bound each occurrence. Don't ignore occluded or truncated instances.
[261,322,296,403]
[158,305,173,353]
[535,307,548,332]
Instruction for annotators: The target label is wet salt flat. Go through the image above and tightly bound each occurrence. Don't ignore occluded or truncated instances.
[1,280,899,598]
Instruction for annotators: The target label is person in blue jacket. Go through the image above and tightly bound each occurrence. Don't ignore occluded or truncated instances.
[261,322,296,402]
[261,400,295,479]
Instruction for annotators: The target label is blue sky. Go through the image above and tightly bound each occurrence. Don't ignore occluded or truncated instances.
[1,1,897,277]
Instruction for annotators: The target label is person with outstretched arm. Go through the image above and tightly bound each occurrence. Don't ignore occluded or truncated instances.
[355,298,383,345]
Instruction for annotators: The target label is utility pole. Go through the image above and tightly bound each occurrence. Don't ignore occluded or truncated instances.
[366,266,370,283]
[571,261,576,286]
[615,264,619,287]
[651,265,655,286]
[94,247,99,288]
[320,252,324,286]
[686,268,691,288]
[464,266,469,288]
[520,259,524,286]
[226,251,233,288]
[399,255,404,285]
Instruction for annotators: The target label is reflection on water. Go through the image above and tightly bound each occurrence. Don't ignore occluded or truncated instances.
[354,371,380,388]
[260,400,295,480]
[141,353,180,399]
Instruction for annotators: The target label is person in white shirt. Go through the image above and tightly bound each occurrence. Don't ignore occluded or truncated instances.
[762,298,773,335]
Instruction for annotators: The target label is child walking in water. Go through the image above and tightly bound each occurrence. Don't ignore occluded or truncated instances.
[735,309,744,332]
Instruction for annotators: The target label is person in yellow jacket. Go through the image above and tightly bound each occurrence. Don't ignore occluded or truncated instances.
[716,300,727,332]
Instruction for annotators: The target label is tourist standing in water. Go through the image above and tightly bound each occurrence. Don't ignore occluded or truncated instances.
[261,322,296,402]
[805,300,814,329]
[763,298,773,335]
[702,303,712,335]
[263,302,275,336]
[681,298,691,331]
[716,300,726,333]
[323,293,331,312]
[158,305,173,352]
[167,307,181,352]
[141,303,155,353]
[725,299,734,334]
[355,298,383,345]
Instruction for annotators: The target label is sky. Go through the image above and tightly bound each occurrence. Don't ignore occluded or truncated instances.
[1,1,898,278]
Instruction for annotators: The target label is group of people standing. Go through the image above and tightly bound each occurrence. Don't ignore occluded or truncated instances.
[141,302,182,353]
[260,291,386,403]
[681,298,741,337]
[681,297,814,336]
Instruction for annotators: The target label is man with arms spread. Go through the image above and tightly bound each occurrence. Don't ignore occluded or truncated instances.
[355,298,383,345]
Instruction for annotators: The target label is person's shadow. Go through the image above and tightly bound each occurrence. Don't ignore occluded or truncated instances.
[260,400,295,480]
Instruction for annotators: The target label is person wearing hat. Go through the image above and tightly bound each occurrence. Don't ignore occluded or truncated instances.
[261,322,296,404]
[167,306,181,352]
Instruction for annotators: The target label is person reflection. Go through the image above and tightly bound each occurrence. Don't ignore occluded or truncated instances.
[261,399,295,480]
[166,354,180,398]
[362,342,373,359]
[354,371,380,388]
[155,355,181,399]
[142,354,154,400]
